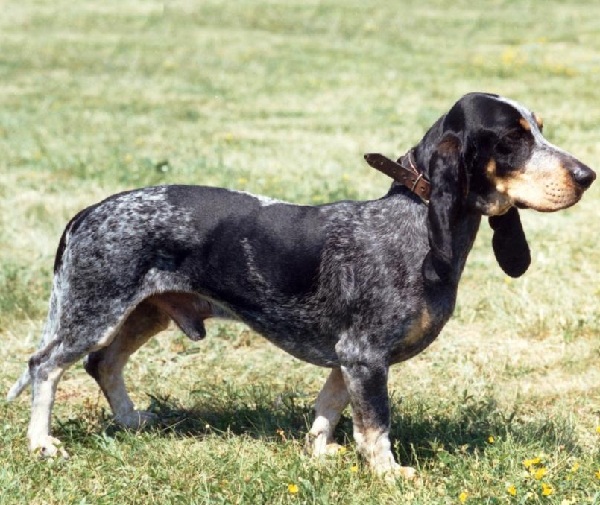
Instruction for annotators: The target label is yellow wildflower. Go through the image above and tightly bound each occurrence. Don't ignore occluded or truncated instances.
[541,483,554,496]
[459,491,468,503]
[337,446,347,454]
[533,467,547,480]
[570,461,580,472]
[506,485,517,496]
[350,464,359,473]
[523,457,541,469]
[288,483,299,494]
[487,436,495,444]
[595,469,600,480]
[595,426,600,434]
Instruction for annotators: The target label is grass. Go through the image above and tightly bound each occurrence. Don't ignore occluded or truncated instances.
[1,0,600,503]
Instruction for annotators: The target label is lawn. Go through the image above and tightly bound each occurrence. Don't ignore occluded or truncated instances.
[1,0,599,503]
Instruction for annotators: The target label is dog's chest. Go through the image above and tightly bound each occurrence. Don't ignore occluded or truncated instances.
[387,302,450,365]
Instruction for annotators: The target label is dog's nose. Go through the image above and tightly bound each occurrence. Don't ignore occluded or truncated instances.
[570,161,596,190]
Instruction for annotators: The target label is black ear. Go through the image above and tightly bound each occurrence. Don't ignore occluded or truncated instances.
[423,132,468,285]
[488,207,530,277]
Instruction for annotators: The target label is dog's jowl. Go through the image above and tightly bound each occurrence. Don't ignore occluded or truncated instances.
[7,93,595,476]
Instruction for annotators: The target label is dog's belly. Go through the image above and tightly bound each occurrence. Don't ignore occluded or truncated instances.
[147,289,341,366]
[237,312,341,367]
[259,335,340,368]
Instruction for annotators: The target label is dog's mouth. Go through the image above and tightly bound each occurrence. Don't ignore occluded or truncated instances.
[505,178,586,213]
[468,180,584,216]
[467,190,514,216]
[502,149,596,212]
[480,149,596,214]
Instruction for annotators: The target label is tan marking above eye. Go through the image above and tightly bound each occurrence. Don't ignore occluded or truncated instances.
[485,158,497,177]
[519,117,531,131]
[533,113,543,129]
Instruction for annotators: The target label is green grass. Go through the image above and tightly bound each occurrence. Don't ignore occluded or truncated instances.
[2,0,600,503]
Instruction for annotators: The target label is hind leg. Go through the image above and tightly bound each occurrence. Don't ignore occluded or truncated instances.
[306,368,350,456]
[84,301,169,429]
[28,347,69,458]
[27,320,117,458]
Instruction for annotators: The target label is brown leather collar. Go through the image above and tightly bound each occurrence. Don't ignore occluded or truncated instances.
[364,149,431,202]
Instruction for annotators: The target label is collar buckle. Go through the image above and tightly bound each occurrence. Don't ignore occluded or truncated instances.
[364,149,431,203]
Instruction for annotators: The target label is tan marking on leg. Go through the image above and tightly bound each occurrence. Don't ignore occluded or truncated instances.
[339,363,415,478]
[358,426,416,479]
[354,425,415,478]
[95,339,149,428]
[307,368,349,456]
[91,302,169,428]
[28,366,69,458]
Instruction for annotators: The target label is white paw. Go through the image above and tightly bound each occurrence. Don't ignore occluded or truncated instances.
[115,410,157,430]
[305,431,343,457]
[30,436,69,460]
[370,454,416,480]
[376,461,417,481]
[395,465,417,480]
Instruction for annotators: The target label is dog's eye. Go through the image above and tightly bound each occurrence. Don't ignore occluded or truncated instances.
[502,130,523,142]
[496,130,522,155]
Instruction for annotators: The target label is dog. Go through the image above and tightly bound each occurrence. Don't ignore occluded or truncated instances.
[7,92,595,477]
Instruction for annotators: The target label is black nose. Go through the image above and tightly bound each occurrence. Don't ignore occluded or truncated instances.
[571,162,596,189]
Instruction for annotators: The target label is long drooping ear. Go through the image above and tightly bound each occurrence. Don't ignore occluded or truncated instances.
[423,132,468,285]
[488,207,530,277]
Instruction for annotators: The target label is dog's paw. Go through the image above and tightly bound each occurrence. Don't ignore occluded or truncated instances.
[305,432,342,458]
[394,465,417,480]
[115,410,158,430]
[30,436,69,460]
[378,463,417,481]
[370,454,417,480]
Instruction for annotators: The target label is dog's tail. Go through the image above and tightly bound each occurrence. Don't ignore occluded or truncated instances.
[6,293,61,401]
[6,368,31,401]
[6,252,67,401]
[6,311,61,401]
[6,275,64,401]
[7,205,89,401]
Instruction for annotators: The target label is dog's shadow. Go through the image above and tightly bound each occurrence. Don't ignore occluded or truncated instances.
[58,386,580,464]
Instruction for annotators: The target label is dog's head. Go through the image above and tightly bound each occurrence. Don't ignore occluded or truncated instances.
[416,92,595,280]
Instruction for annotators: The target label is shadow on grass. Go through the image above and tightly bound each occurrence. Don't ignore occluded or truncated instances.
[56,385,583,464]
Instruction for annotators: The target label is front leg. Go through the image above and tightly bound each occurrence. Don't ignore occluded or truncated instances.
[336,345,415,478]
